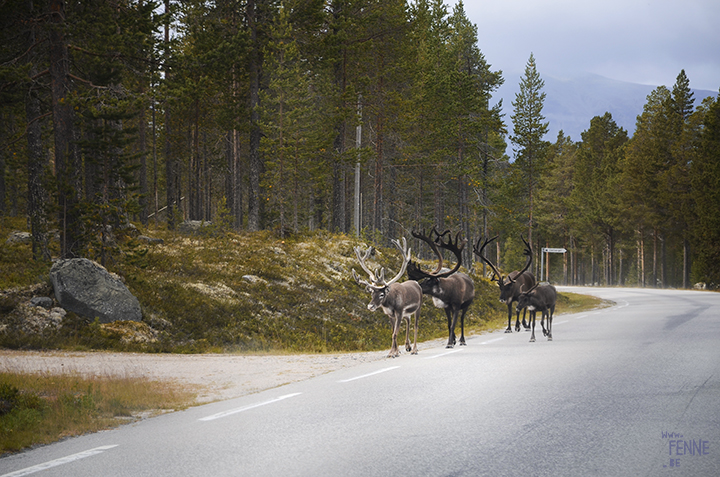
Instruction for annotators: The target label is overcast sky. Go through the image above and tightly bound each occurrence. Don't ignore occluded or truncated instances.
[453,0,719,92]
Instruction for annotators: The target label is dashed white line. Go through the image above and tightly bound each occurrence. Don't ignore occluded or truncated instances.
[1,445,118,477]
[424,349,463,359]
[199,393,302,421]
[480,337,505,345]
[338,366,400,383]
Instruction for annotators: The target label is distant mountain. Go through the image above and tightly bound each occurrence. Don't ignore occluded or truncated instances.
[493,73,717,145]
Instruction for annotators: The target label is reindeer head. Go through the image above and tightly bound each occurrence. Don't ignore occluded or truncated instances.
[352,238,412,311]
[516,283,540,311]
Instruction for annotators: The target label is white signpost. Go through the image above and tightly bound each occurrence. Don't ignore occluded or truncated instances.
[540,247,567,282]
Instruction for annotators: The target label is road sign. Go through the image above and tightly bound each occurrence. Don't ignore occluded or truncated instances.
[542,247,567,253]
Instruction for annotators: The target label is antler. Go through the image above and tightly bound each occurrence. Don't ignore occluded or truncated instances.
[409,227,466,280]
[384,237,412,287]
[353,245,379,287]
[473,235,502,281]
[508,235,533,284]
[433,229,466,278]
[410,227,444,274]
[352,238,411,289]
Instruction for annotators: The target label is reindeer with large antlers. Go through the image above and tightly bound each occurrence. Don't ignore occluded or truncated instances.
[407,227,475,348]
[473,235,536,333]
[352,238,423,358]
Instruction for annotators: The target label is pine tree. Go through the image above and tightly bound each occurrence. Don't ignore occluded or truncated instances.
[571,113,628,285]
[664,70,696,287]
[510,53,549,247]
[691,93,720,285]
[619,86,671,287]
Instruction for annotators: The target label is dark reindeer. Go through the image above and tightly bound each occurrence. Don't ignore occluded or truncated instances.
[352,238,423,358]
[516,283,557,342]
[473,235,535,333]
[407,227,475,348]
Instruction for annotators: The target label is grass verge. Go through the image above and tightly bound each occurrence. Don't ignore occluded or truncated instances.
[0,371,195,456]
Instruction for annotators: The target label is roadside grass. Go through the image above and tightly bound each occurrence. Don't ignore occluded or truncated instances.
[0,370,195,456]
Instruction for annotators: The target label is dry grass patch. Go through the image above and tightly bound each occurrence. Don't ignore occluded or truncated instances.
[0,371,196,455]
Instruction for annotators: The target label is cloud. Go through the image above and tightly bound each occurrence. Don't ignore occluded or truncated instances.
[454,0,720,91]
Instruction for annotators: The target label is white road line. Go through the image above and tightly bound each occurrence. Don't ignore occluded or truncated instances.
[574,314,588,320]
[424,349,463,359]
[1,445,118,477]
[480,337,505,345]
[553,320,568,326]
[338,366,400,382]
[199,393,302,421]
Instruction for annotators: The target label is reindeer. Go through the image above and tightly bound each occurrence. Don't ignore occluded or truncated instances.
[473,235,535,333]
[516,283,557,342]
[352,238,423,358]
[407,227,475,348]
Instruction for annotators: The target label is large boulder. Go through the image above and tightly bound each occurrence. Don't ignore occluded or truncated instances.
[50,258,141,323]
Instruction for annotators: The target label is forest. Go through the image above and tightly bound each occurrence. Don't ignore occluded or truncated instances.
[1,0,719,289]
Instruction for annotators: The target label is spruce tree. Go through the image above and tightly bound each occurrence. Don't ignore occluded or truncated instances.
[510,53,549,247]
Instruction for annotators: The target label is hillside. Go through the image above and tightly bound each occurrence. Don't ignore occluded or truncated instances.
[0,220,507,354]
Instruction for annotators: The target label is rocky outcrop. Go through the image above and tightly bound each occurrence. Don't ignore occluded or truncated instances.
[50,258,141,323]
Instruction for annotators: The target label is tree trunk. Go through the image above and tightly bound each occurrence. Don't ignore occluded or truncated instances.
[247,0,261,231]
[49,0,81,258]
[164,0,176,229]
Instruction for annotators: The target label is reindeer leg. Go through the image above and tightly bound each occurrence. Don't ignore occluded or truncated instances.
[505,304,513,333]
[388,315,401,358]
[522,308,531,330]
[448,308,461,348]
[404,315,412,352]
[458,307,468,345]
[445,308,456,348]
[541,310,548,337]
[547,305,554,341]
[411,309,420,354]
[514,305,522,332]
[529,310,536,342]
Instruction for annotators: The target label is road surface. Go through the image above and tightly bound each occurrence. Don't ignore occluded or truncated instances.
[2,287,718,476]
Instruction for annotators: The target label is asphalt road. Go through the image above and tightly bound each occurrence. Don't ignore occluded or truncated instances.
[2,287,719,477]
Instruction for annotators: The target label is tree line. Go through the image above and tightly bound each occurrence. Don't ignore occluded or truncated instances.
[1,0,719,289]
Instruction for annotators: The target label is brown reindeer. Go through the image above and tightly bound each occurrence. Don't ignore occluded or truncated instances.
[473,235,535,333]
[407,228,475,348]
[516,283,557,342]
[352,238,423,358]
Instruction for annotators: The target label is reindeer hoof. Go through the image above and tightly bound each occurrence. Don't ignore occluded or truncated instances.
[411,349,418,355]
[547,336,553,341]
[529,338,536,342]
[504,329,513,334]
[445,344,454,349]
[459,341,467,346]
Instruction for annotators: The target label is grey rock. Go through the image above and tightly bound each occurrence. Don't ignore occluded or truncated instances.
[30,296,54,309]
[5,231,32,245]
[138,235,164,244]
[178,220,212,234]
[50,258,142,323]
